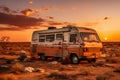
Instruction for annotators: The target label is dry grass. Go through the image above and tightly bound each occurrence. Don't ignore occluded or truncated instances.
[0,74,18,80]
[113,66,120,73]
[11,62,24,74]
[96,71,114,80]
[47,72,73,80]
[96,75,106,80]
[95,59,106,66]
[106,57,119,63]
[79,67,91,75]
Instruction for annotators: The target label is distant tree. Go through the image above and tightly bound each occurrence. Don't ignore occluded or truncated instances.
[0,36,10,42]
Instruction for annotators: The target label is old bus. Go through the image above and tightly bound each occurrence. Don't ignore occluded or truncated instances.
[31,25,103,64]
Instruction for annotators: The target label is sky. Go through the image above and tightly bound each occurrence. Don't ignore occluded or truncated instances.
[0,0,120,42]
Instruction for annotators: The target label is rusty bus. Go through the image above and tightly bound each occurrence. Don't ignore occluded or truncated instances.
[31,25,103,64]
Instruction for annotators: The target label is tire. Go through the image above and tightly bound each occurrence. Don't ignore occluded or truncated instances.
[70,55,79,64]
[40,55,47,61]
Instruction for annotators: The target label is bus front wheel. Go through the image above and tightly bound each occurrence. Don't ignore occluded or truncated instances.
[70,55,79,64]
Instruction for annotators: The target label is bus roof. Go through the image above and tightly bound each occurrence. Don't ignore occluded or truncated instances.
[33,26,96,34]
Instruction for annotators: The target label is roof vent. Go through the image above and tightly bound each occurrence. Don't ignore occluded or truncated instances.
[48,27,56,29]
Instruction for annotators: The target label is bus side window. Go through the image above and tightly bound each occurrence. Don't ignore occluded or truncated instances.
[70,34,77,43]
[56,34,63,40]
[39,35,45,42]
[46,34,55,42]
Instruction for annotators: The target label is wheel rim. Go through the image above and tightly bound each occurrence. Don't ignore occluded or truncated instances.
[72,56,78,64]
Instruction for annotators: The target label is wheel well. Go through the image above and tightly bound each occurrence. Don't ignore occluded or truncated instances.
[38,53,44,56]
[70,53,78,58]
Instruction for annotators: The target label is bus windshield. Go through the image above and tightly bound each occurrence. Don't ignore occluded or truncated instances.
[80,32,101,42]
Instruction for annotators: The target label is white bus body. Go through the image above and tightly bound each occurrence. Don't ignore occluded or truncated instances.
[31,26,103,64]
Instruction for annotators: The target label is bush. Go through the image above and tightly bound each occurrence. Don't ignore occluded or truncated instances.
[11,63,24,74]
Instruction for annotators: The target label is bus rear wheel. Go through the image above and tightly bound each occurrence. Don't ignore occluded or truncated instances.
[70,55,79,64]
[40,55,47,61]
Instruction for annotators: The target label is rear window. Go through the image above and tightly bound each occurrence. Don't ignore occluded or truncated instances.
[80,32,100,42]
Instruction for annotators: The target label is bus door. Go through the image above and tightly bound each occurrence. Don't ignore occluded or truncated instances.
[69,33,81,57]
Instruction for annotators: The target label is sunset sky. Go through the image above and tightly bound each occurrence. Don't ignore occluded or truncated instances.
[0,0,120,42]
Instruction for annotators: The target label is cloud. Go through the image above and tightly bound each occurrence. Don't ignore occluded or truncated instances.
[47,21,73,26]
[0,12,74,31]
[48,21,64,25]
[82,22,99,26]
[0,5,19,14]
[0,12,45,30]
[0,6,10,13]
[21,9,34,16]
[0,5,12,14]
[29,0,33,5]
[47,16,54,19]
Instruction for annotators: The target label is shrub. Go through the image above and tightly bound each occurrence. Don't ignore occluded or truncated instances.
[11,63,24,74]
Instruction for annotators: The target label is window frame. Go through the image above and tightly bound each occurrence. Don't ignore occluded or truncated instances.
[56,34,63,40]
[46,34,55,42]
[39,35,45,42]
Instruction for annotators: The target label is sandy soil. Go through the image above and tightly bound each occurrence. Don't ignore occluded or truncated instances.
[0,55,120,80]
[0,42,120,80]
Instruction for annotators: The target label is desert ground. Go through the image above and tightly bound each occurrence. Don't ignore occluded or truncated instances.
[0,42,120,80]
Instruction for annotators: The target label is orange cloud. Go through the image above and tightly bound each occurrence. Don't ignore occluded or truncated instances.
[21,9,34,16]
[0,12,73,31]
[48,21,64,25]
[83,22,99,26]
[47,16,54,19]
[0,12,45,30]
[29,0,33,5]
